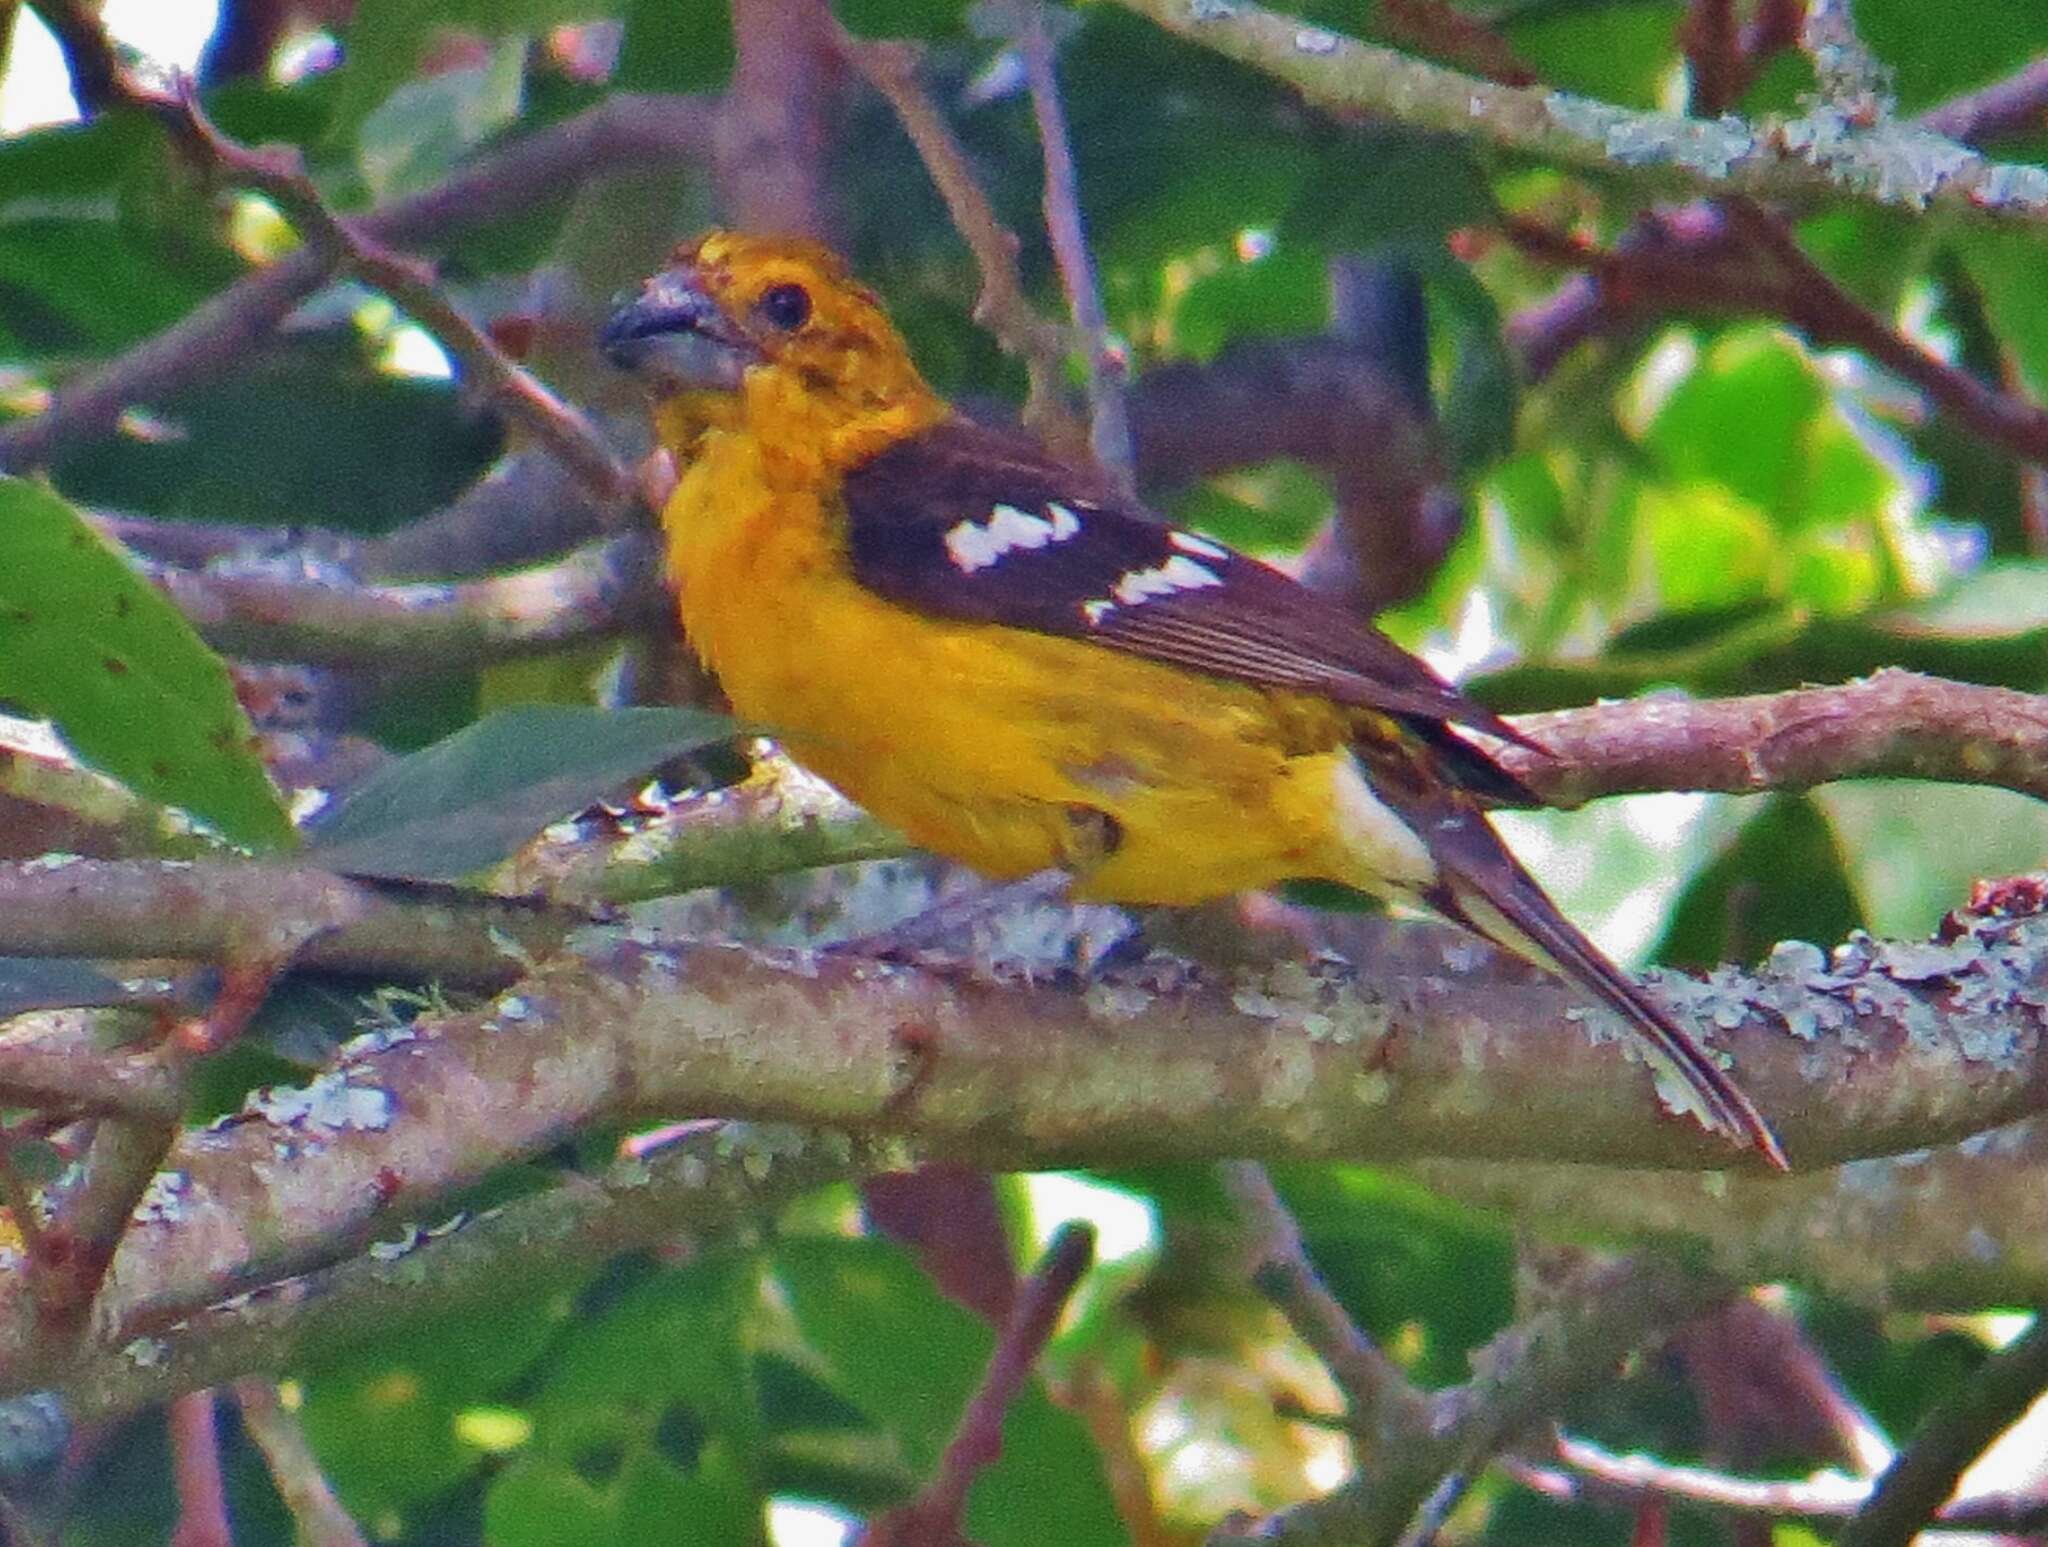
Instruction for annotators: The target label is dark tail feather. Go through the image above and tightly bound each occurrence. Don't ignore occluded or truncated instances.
[1421,804,1786,1170]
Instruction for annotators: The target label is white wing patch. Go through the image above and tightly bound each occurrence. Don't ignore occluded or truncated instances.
[1169,529,1229,560]
[1111,554,1225,605]
[943,501,1083,573]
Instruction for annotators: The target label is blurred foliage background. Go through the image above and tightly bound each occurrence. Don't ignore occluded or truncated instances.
[0,0,2046,1543]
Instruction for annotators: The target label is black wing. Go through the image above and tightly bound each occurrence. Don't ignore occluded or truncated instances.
[841,418,1538,759]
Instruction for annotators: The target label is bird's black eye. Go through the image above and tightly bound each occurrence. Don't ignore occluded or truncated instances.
[755,283,812,331]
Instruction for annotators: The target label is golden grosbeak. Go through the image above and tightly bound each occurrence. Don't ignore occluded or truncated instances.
[603,230,1782,1167]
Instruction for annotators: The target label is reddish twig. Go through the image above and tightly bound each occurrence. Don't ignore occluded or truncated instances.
[1379,0,1536,87]
[168,1390,233,1547]
[236,1379,371,1547]
[1920,58,2048,146]
[836,29,1076,446]
[1679,0,1742,114]
[156,80,630,507]
[1016,3,1135,488]
[1504,201,2048,466]
[859,1223,1096,1544]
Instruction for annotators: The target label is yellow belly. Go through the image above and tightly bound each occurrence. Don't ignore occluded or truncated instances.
[666,453,1395,905]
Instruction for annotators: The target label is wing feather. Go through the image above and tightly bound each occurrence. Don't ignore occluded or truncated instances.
[841,417,1535,749]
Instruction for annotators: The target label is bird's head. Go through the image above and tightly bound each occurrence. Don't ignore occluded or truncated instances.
[602,230,945,465]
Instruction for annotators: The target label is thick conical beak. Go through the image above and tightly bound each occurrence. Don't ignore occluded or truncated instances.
[601,268,758,391]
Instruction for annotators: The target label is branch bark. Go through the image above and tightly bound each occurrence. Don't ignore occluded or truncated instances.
[0,93,718,472]
[1102,0,2048,227]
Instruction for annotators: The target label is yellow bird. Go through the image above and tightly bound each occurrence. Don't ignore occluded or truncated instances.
[603,230,1783,1168]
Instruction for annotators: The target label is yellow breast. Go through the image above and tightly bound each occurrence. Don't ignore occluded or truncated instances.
[662,434,1378,904]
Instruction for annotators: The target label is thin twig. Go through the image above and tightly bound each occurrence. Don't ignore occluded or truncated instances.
[1221,1161,1426,1440]
[235,1379,371,1547]
[834,28,1078,443]
[861,1222,1096,1542]
[1016,4,1136,488]
[1511,1427,2048,1534]
[1920,58,2048,146]
[1800,0,1892,118]
[1679,0,1740,115]
[1379,0,1536,87]
[167,1390,232,1547]
[1838,1314,2048,1547]
[158,80,631,508]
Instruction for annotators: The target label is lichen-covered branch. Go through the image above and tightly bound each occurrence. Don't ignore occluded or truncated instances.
[44,1125,902,1423]
[2,892,2044,1402]
[0,859,583,988]
[1104,0,2048,227]
[1215,1255,1733,1545]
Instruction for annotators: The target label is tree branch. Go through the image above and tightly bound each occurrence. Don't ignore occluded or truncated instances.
[1838,1314,2048,1547]
[862,1223,1096,1543]
[0,92,718,472]
[1215,1255,1733,1545]
[1512,1427,2048,1536]
[147,533,662,668]
[1102,0,2048,227]
[1501,669,2048,807]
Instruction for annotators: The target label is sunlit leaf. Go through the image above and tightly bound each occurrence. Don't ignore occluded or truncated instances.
[0,479,293,849]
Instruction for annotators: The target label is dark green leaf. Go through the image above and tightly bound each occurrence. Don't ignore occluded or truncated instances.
[0,479,293,850]
[329,0,602,147]
[774,1237,988,1474]
[0,959,130,1016]
[615,0,736,89]
[776,1237,1125,1544]
[306,704,734,880]
[1655,794,1863,970]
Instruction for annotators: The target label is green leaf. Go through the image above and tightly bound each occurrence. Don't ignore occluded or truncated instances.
[1286,135,1496,251]
[485,1443,766,1547]
[615,0,735,90]
[1638,483,1777,612]
[1816,782,2048,941]
[1642,331,1823,518]
[777,1237,1125,1544]
[329,0,600,148]
[0,479,293,850]
[539,1253,763,1457]
[300,1281,573,1526]
[357,37,529,204]
[1500,1,1684,107]
[964,1387,1127,1547]
[837,0,971,39]
[1169,245,1328,362]
[1270,1166,1514,1386]
[306,704,734,880]
[775,1237,988,1474]
[1655,794,1864,970]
